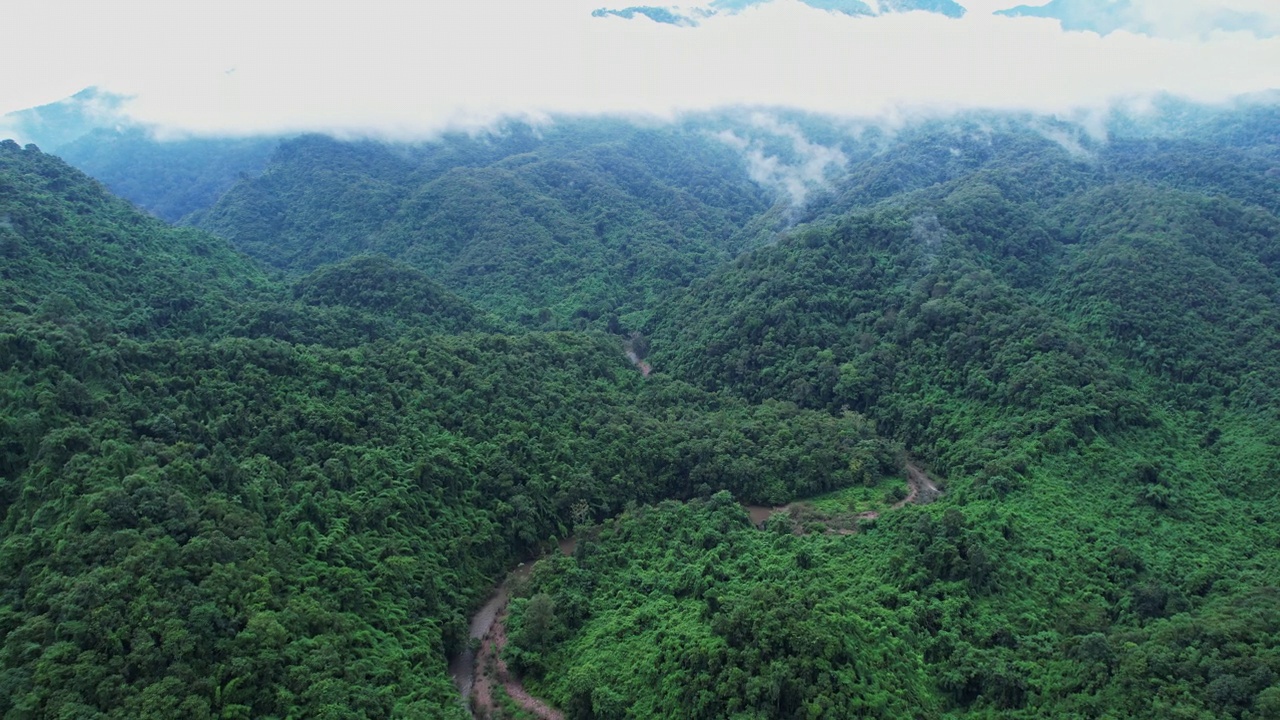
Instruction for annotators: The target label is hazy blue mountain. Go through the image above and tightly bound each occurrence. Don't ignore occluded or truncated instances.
[57,129,278,223]
[592,5,706,24]
[1,88,280,222]
[592,0,962,26]
[999,0,1279,38]
[1103,92,1280,151]
[0,87,129,153]
[876,0,965,17]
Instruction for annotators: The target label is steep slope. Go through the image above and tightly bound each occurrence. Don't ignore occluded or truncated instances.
[0,140,276,337]
[0,140,509,348]
[56,128,278,223]
[1,89,280,223]
[776,103,1280,242]
[0,88,128,155]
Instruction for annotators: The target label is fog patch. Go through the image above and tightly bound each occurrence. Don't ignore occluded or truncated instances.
[1032,120,1095,159]
[999,0,1280,40]
[714,114,848,205]
[3,1,1279,141]
[911,212,946,274]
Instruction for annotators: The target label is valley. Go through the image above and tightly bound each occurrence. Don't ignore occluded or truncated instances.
[1,98,1278,718]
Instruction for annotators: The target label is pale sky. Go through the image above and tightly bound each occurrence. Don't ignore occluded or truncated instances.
[2,0,1278,137]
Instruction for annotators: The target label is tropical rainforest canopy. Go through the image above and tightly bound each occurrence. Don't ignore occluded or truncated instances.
[1,98,1279,719]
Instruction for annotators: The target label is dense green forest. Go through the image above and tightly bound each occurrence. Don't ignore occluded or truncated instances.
[2,98,1279,719]
[0,141,895,718]
[559,138,1280,716]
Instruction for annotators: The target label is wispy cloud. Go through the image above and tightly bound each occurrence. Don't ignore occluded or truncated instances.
[1,0,1277,139]
[714,114,848,205]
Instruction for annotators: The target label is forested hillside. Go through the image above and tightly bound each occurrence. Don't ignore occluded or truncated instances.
[2,99,1279,720]
[1,89,279,223]
[0,140,899,718]
[0,139,276,337]
[520,110,1280,717]
[55,129,278,223]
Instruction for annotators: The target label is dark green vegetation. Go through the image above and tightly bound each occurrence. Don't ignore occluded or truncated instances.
[0,139,275,337]
[507,496,943,718]
[3,99,1280,719]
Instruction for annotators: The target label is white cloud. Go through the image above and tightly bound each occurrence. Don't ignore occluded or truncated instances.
[714,114,848,204]
[1,0,1277,138]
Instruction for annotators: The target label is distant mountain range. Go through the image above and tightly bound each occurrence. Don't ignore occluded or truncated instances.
[589,0,1280,39]
[999,0,1280,38]
[591,0,965,26]
[1,89,277,223]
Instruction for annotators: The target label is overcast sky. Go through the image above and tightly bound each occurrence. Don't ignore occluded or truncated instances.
[2,0,1278,137]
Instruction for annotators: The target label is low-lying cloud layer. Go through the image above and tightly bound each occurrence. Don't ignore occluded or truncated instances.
[2,0,1278,139]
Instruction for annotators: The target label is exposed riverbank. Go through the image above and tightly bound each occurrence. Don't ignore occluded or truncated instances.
[452,543,574,718]
[745,462,940,532]
[449,564,532,709]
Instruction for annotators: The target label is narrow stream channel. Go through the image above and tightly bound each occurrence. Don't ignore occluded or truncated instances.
[448,564,532,708]
[450,540,576,717]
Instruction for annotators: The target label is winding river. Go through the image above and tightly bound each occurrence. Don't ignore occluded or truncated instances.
[448,563,531,709]
[745,462,939,528]
[451,464,938,717]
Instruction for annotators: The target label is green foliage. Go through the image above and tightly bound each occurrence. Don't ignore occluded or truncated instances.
[548,108,1280,718]
[647,206,1149,483]
[0,143,880,718]
[0,140,277,337]
[0,313,883,717]
[508,499,939,719]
